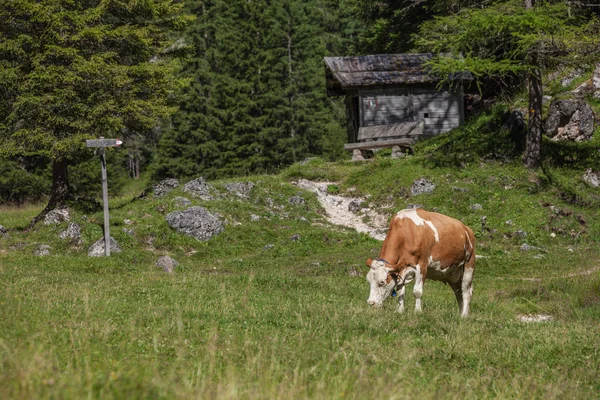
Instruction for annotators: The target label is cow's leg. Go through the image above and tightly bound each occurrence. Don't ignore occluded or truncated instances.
[449,281,463,313]
[395,285,406,313]
[413,264,425,313]
[460,266,474,318]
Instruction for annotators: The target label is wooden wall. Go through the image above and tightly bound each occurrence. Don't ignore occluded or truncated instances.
[356,87,464,136]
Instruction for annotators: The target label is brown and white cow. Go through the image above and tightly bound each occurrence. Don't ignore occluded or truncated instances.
[366,208,475,317]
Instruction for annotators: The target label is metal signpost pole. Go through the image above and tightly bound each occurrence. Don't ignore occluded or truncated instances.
[85,137,123,257]
[99,144,111,256]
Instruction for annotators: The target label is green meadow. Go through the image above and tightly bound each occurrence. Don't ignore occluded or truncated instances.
[2,128,600,398]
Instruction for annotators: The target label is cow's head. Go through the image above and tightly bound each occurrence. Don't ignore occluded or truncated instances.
[365,258,397,307]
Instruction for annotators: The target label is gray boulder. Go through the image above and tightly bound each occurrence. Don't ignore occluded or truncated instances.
[88,237,122,257]
[33,244,51,256]
[593,63,600,99]
[411,178,435,196]
[348,199,362,213]
[44,208,70,225]
[183,177,216,200]
[583,169,600,188]
[0,225,7,237]
[166,206,224,241]
[59,222,82,244]
[289,196,306,205]
[545,99,595,142]
[157,256,179,273]
[173,196,192,207]
[153,178,179,197]
[224,182,255,199]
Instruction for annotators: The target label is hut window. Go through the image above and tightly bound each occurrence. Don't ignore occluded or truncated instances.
[424,113,429,118]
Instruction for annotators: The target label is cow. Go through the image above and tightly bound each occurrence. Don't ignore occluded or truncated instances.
[366,208,475,317]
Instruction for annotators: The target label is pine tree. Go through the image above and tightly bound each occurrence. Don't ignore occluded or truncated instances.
[0,0,191,227]
[153,0,355,180]
[414,0,600,169]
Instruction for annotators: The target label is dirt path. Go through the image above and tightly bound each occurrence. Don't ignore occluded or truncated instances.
[295,179,389,241]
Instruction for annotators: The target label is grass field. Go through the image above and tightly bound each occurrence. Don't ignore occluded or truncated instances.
[2,148,600,399]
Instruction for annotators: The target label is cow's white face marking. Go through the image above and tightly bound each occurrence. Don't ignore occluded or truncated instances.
[396,209,439,242]
[366,262,396,307]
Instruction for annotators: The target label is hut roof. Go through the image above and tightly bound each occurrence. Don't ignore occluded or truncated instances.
[324,53,472,96]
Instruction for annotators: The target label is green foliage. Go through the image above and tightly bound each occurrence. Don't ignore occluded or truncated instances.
[0,0,192,207]
[414,1,600,84]
[417,104,525,168]
[152,0,355,181]
[0,158,50,204]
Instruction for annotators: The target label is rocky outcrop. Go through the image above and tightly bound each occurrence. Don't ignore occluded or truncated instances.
[59,222,82,244]
[173,197,192,207]
[183,177,217,200]
[157,256,179,273]
[593,63,600,99]
[153,179,179,197]
[224,182,255,199]
[88,237,122,257]
[583,169,600,188]
[166,206,224,241]
[545,99,595,142]
[411,178,435,196]
[44,208,70,225]
[33,244,51,256]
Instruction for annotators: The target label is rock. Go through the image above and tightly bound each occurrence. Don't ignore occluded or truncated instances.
[165,206,224,241]
[451,186,468,192]
[351,149,365,161]
[545,99,595,142]
[173,197,192,207]
[44,208,70,225]
[289,196,306,205]
[406,204,422,209]
[582,169,600,188]
[519,243,537,252]
[153,178,179,197]
[33,244,51,256]
[542,95,553,104]
[183,177,216,200]
[290,234,301,242]
[469,203,483,211]
[263,243,274,251]
[505,220,513,226]
[348,266,362,277]
[594,63,600,99]
[224,182,255,199]
[88,237,122,257]
[250,214,260,222]
[348,199,362,213]
[157,256,179,273]
[411,178,435,196]
[514,230,527,238]
[123,228,135,236]
[573,80,594,98]
[0,225,7,237]
[561,69,583,87]
[391,146,406,159]
[59,222,82,244]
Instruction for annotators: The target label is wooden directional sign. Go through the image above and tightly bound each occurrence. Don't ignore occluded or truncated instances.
[86,138,123,148]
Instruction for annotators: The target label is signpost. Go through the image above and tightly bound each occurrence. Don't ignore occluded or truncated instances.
[86,137,123,256]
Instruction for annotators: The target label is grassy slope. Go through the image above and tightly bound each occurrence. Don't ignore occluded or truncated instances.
[2,98,600,397]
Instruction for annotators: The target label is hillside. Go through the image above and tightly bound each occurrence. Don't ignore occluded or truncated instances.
[1,115,600,398]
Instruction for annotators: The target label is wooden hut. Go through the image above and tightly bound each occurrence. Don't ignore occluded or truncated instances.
[324,54,472,156]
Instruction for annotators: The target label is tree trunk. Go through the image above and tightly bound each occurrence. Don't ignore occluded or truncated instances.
[525,65,543,169]
[27,158,70,230]
[524,0,542,169]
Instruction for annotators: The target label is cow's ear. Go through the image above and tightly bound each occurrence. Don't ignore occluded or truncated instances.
[366,258,373,268]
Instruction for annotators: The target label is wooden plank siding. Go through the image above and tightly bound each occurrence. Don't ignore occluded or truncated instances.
[358,87,463,136]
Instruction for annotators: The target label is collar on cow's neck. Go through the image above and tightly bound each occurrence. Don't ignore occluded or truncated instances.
[378,258,390,265]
